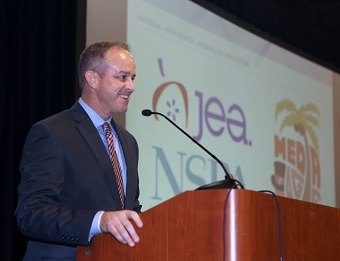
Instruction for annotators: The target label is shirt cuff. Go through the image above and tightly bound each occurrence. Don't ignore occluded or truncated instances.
[88,210,104,241]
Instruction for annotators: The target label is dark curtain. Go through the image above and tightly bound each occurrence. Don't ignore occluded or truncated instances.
[0,1,86,260]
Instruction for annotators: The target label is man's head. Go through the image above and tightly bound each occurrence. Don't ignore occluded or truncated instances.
[78,41,136,119]
[78,41,131,91]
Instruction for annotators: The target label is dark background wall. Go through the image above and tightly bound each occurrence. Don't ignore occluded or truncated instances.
[1,0,338,260]
[1,1,86,260]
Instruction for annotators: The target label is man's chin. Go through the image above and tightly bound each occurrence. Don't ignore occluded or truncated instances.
[114,106,128,114]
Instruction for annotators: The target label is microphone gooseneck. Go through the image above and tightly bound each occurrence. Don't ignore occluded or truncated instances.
[141,109,244,189]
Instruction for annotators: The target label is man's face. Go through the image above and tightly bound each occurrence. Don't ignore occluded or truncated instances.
[95,47,136,116]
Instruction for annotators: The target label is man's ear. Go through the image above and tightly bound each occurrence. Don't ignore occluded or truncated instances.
[84,71,98,88]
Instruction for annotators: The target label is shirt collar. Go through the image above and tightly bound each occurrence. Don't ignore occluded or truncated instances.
[78,98,112,128]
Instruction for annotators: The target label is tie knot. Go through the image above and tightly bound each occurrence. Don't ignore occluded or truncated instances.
[102,123,113,138]
[102,122,110,130]
[102,122,110,128]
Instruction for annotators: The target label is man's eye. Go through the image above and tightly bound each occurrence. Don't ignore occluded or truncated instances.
[118,75,127,80]
[117,75,135,81]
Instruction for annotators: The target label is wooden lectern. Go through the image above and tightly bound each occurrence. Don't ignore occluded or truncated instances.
[77,189,340,260]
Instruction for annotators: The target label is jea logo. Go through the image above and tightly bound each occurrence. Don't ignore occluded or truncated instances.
[147,58,250,199]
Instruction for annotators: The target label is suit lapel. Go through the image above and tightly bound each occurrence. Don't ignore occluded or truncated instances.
[71,102,123,210]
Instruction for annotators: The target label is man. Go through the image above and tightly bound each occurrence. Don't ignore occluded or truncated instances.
[15,41,143,260]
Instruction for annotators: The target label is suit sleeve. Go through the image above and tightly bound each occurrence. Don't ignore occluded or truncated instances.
[15,123,96,246]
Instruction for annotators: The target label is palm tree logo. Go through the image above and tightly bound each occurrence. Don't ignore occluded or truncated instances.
[272,99,320,202]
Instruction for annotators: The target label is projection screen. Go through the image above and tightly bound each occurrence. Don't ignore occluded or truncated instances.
[87,0,337,210]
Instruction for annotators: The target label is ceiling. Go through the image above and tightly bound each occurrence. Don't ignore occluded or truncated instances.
[191,0,340,73]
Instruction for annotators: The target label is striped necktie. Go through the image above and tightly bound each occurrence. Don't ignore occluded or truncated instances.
[102,122,125,209]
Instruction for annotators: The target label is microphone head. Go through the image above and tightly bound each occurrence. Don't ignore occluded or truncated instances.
[141,109,152,116]
[195,176,244,190]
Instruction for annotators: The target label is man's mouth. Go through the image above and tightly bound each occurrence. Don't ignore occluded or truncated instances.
[119,94,130,100]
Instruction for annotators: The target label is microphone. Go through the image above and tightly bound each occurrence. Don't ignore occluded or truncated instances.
[141,109,244,189]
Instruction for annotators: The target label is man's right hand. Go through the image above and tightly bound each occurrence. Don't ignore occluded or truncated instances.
[100,210,143,247]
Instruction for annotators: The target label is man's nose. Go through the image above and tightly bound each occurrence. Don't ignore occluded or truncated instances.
[126,77,135,91]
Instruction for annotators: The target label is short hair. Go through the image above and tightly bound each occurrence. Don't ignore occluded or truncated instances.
[78,41,131,91]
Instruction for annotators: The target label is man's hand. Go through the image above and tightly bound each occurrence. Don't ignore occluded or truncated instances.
[100,210,143,247]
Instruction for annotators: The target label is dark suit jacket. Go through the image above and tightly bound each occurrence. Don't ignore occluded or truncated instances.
[15,101,142,260]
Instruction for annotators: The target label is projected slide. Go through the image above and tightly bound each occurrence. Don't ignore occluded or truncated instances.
[124,0,335,210]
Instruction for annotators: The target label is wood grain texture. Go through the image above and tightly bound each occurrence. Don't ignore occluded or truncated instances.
[77,189,340,260]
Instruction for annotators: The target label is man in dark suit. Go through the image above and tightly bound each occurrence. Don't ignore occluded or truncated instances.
[15,41,143,260]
